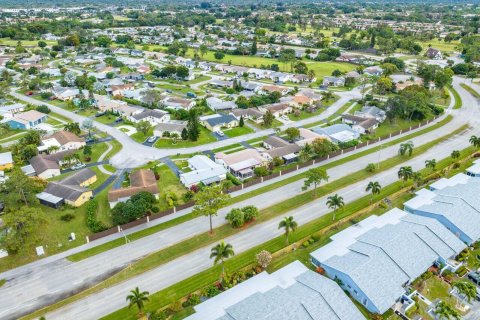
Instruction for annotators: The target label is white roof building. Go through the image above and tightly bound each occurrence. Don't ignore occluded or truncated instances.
[310,208,465,314]
[180,155,227,188]
[187,261,365,320]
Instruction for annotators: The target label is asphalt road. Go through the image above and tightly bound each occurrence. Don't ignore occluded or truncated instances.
[1,78,478,319]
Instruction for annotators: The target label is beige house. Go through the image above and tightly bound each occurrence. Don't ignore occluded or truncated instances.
[38,131,86,153]
[108,169,160,208]
[29,150,76,179]
[259,103,292,118]
[215,149,267,180]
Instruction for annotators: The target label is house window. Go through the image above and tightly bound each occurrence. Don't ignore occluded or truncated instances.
[347,284,351,289]
[363,298,367,306]
[354,290,358,296]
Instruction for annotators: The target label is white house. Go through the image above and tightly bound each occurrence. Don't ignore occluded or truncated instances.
[180,155,227,188]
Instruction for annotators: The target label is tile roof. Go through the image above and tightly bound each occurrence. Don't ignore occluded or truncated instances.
[108,169,159,202]
[43,130,84,145]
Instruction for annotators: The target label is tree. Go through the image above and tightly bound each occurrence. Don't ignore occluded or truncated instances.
[64,122,81,135]
[412,171,423,188]
[0,169,45,208]
[294,62,308,74]
[278,48,296,71]
[214,52,225,60]
[399,141,414,156]
[175,66,190,79]
[321,91,334,102]
[199,44,208,58]
[181,128,188,140]
[263,111,274,127]
[365,163,376,173]
[192,185,230,233]
[311,138,338,157]
[302,167,329,197]
[140,90,162,107]
[0,207,45,254]
[470,135,480,149]
[434,301,461,320]
[256,250,272,270]
[250,37,257,55]
[366,181,381,203]
[326,194,345,220]
[95,35,111,47]
[331,69,342,77]
[187,109,200,141]
[83,145,92,156]
[126,287,150,316]
[278,216,298,244]
[239,115,244,127]
[285,127,300,141]
[135,120,152,136]
[307,69,316,82]
[38,40,47,48]
[376,77,393,94]
[451,150,460,160]
[398,166,413,185]
[425,159,437,171]
[210,241,234,279]
[452,281,476,306]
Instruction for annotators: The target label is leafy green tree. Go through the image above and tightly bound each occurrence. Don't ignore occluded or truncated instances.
[0,206,45,254]
[239,115,244,127]
[434,301,461,320]
[326,194,345,220]
[192,185,230,233]
[187,109,200,141]
[37,40,47,48]
[0,169,44,208]
[470,135,480,149]
[452,281,476,306]
[64,122,81,135]
[199,44,208,58]
[278,216,298,244]
[398,166,413,186]
[311,138,338,158]
[181,128,188,140]
[126,287,150,316]
[175,66,190,79]
[95,35,111,47]
[210,241,235,279]
[366,181,381,203]
[225,208,244,228]
[135,120,152,136]
[302,167,329,197]
[214,52,225,60]
[451,150,460,160]
[285,127,300,141]
[263,110,274,127]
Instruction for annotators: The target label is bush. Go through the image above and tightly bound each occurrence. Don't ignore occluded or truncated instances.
[169,300,183,313]
[226,208,244,228]
[182,294,200,307]
[60,213,75,222]
[36,104,51,113]
[311,234,320,242]
[202,285,221,298]
[226,172,241,185]
[86,200,107,232]
[242,205,259,222]
[151,206,160,213]
[253,166,269,177]
[302,241,310,248]
[149,310,166,320]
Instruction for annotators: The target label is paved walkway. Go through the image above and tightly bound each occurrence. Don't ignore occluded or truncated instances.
[97,142,113,175]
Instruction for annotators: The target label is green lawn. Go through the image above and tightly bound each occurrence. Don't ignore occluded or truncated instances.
[288,108,324,121]
[367,117,433,139]
[186,75,212,84]
[89,142,109,162]
[418,39,460,53]
[460,83,480,99]
[155,165,188,212]
[104,140,123,159]
[223,126,254,137]
[154,127,216,148]
[0,38,56,47]
[449,85,463,109]
[131,127,154,143]
[156,83,203,97]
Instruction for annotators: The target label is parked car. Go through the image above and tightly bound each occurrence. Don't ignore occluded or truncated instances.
[187,92,197,98]
[216,130,224,137]
[281,115,290,121]
[25,91,33,96]
[147,136,157,143]
[85,137,95,143]
[115,117,123,123]
[95,112,105,117]
[71,163,86,170]
[468,272,480,285]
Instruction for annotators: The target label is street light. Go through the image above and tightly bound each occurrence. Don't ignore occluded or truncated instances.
[377,145,385,169]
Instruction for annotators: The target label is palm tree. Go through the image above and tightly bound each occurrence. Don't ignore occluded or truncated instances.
[451,150,460,160]
[278,216,298,245]
[366,181,381,203]
[412,171,424,188]
[399,141,414,156]
[47,145,60,154]
[210,240,235,279]
[398,166,413,186]
[126,287,150,316]
[326,194,345,220]
[470,135,480,149]
[434,301,461,320]
[425,159,437,171]
[452,281,476,307]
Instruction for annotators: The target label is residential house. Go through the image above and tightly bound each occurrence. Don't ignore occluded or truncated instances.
[295,128,327,147]
[108,169,159,208]
[180,155,228,188]
[200,114,238,132]
[425,47,443,60]
[52,86,80,101]
[121,72,144,82]
[270,72,291,83]
[153,121,187,137]
[206,97,237,111]
[94,94,144,116]
[341,114,379,134]
[354,106,386,122]
[130,109,170,125]
[259,85,290,96]
[262,136,300,163]
[38,130,86,153]
[230,108,263,124]
[7,110,47,130]
[312,124,360,144]
[404,173,480,245]
[215,149,267,179]
[109,83,135,97]
[27,150,76,179]
[258,103,292,118]
[37,168,96,208]
[186,261,365,320]
[345,71,361,80]
[0,103,25,119]
[364,66,383,77]
[310,208,466,314]
[136,65,151,74]
[323,76,345,87]
[280,95,312,108]
[162,96,195,111]
[209,79,233,89]
[0,152,13,170]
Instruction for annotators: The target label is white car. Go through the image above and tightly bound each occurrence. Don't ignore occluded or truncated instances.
[281,115,290,121]
[216,130,225,137]
[71,163,86,170]
[147,136,157,143]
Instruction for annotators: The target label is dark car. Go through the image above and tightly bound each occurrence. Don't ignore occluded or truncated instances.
[468,271,480,285]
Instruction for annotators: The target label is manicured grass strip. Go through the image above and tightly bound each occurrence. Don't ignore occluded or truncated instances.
[0,279,5,288]
[460,83,480,99]
[104,139,123,159]
[67,115,456,262]
[448,85,462,109]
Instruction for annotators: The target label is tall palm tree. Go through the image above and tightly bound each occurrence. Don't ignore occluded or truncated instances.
[366,181,381,203]
[278,216,298,245]
[210,241,235,279]
[452,281,476,306]
[470,135,480,149]
[398,166,413,186]
[326,194,345,220]
[451,150,460,160]
[47,145,60,154]
[412,171,424,188]
[434,301,461,320]
[399,141,414,156]
[425,159,437,171]
[126,287,150,316]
